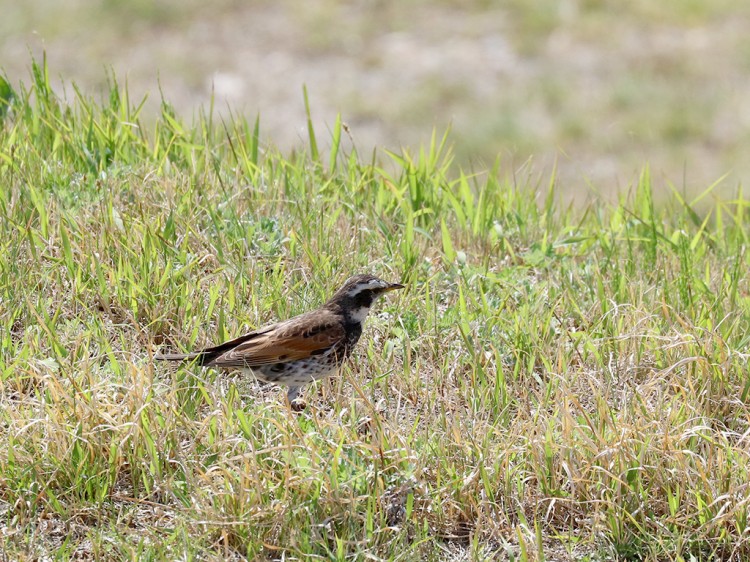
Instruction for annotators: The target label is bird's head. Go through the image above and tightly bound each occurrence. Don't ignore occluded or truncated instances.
[327,274,404,323]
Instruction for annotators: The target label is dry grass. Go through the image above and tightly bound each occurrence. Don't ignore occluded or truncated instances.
[1,62,750,560]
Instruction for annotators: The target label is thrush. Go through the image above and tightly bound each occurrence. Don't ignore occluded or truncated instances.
[155,274,404,404]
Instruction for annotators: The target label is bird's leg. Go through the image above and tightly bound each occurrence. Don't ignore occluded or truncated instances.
[286,386,306,411]
[287,386,301,401]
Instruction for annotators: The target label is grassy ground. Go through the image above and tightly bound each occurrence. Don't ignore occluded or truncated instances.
[2,62,750,561]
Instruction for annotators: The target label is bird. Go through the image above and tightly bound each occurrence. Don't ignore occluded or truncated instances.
[154,274,404,405]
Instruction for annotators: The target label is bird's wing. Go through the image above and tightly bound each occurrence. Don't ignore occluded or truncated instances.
[205,310,345,369]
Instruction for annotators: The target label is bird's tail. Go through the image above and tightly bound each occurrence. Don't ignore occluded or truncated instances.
[153,351,204,363]
[154,331,263,366]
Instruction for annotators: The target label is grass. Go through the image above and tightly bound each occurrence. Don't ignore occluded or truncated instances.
[1,59,750,560]
[6,0,750,193]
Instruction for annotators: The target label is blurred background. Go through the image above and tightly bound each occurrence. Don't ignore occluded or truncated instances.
[2,0,750,200]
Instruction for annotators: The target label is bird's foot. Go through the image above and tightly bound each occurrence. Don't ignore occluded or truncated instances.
[290,399,307,412]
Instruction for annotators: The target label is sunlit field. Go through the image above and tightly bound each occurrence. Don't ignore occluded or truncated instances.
[2,62,750,560]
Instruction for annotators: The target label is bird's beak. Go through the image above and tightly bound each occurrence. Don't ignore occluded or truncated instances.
[384,283,405,292]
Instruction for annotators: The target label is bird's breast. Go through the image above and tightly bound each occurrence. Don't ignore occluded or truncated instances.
[342,321,363,348]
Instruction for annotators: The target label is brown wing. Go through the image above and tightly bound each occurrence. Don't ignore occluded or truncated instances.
[204,310,344,369]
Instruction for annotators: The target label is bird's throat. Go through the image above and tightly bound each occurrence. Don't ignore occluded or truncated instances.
[345,305,371,325]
